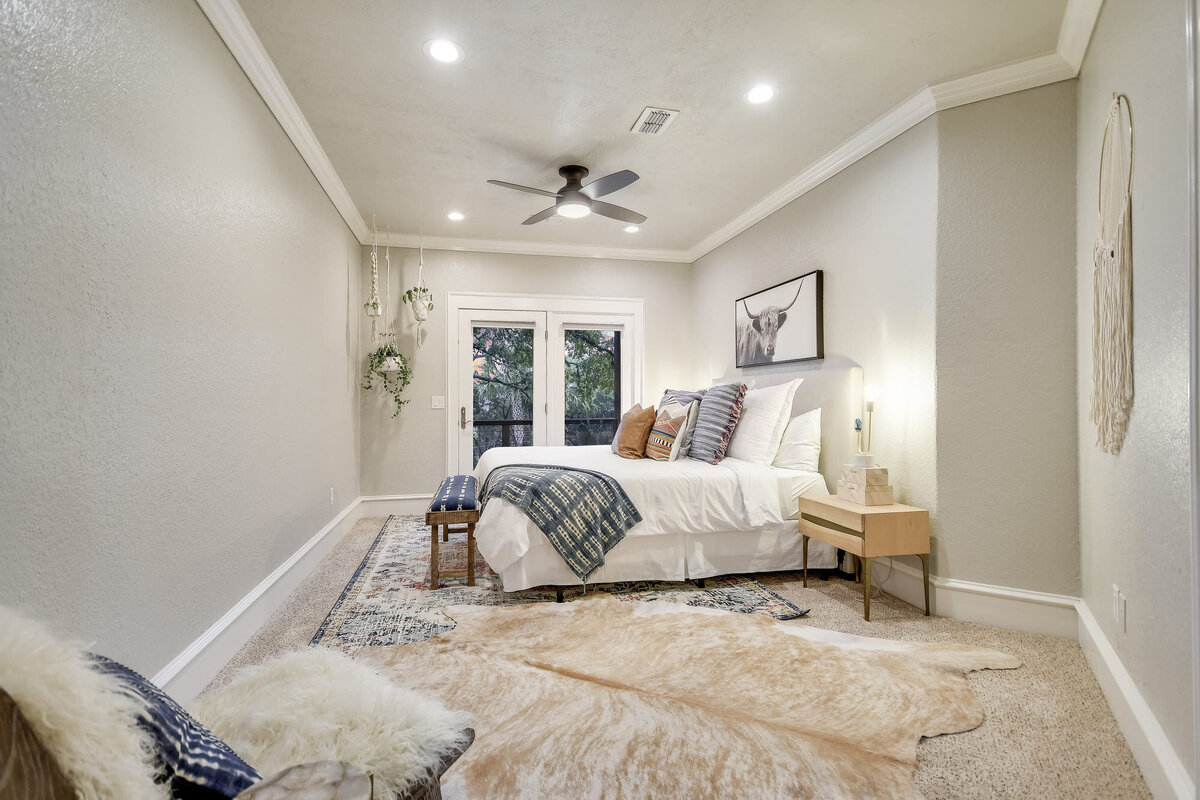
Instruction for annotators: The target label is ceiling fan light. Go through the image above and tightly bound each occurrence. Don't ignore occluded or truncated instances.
[623,225,640,233]
[447,211,464,221]
[556,202,591,219]
[424,39,463,63]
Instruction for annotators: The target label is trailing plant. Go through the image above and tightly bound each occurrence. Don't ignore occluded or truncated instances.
[362,343,412,417]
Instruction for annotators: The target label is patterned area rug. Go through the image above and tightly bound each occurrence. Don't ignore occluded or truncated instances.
[313,515,807,651]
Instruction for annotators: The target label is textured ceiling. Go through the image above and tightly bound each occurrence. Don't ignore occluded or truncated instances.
[239,0,1067,253]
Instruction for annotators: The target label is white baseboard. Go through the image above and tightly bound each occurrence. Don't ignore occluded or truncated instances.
[871,556,1080,639]
[358,493,434,517]
[151,498,363,705]
[1077,602,1195,800]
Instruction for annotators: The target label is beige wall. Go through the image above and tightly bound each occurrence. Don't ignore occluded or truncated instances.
[0,0,361,674]
[1075,0,1194,772]
[690,121,941,521]
[358,248,694,496]
[690,88,1080,598]
[934,83,1080,595]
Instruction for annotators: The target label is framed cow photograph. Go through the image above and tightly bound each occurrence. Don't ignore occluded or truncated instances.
[734,270,823,368]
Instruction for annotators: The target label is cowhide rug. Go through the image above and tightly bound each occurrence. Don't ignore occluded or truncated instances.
[357,595,1020,800]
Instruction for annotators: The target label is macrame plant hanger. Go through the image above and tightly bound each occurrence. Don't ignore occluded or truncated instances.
[413,234,429,349]
[377,227,397,350]
[365,217,382,344]
[1090,93,1134,454]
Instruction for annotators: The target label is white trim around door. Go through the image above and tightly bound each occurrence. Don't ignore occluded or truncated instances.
[445,292,645,476]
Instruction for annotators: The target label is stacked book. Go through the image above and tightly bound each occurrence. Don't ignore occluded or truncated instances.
[837,465,893,506]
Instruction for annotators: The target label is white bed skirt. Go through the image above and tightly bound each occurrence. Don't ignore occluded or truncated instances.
[491,515,840,592]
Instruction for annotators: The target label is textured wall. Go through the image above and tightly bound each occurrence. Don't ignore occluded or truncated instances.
[1075,0,1194,772]
[0,0,361,674]
[934,83,1079,595]
[689,121,940,524]
[357,248,694,496]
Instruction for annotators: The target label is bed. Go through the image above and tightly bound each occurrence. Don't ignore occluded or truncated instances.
[471,362,863,591]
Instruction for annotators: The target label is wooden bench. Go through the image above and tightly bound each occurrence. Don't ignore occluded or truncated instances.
[426,475,480,588]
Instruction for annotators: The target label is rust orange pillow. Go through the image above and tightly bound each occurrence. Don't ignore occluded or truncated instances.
[611,404,657,459]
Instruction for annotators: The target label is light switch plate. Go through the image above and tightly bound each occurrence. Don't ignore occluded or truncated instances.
[431,395,446,409]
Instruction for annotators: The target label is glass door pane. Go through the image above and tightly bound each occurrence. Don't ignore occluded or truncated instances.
[563,329,621,446]
[472,325,535,466]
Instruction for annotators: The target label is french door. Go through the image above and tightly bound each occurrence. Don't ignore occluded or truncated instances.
[448,295,642,473]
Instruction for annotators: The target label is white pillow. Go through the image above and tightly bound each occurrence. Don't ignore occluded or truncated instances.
[773,407,822,472]
[726,379,802,464]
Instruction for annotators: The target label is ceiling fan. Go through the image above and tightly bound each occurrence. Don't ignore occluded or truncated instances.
[487,165,647,226]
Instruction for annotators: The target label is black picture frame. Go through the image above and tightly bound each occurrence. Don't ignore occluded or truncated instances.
[734,270,824,368]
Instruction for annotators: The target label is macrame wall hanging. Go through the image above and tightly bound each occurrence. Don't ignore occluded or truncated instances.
[1090,93,1134,455]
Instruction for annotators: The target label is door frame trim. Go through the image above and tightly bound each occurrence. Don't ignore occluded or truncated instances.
[445,292,645,476]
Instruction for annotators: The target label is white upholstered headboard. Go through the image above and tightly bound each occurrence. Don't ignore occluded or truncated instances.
[716,355,863,492]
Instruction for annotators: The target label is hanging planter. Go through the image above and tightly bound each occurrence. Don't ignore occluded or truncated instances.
[404,285,434,323]
[362,343,412,417]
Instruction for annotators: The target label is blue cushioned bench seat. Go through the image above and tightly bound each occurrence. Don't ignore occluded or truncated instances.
[425,475,480,589]
[430,474,479,512]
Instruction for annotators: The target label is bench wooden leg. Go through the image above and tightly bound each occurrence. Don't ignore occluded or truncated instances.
[443,527,449,542]
[430,525,440,589]
[466,522,476,587]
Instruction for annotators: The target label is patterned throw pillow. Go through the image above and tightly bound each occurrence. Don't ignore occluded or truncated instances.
[686,383,747,464]
[89,654,261,799]
[644,400,698,461]
[660,389,706,457]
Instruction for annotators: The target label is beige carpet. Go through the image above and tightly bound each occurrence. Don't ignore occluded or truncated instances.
[208,517,1151,799]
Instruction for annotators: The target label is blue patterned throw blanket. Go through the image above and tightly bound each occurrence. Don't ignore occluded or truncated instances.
[480,464,642,582]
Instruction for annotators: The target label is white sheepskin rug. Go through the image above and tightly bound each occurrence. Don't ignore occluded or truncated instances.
[192,647,472,797]
[0,605,168,800]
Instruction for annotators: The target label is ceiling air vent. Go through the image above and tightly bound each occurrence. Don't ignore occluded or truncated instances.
[631,106,679,135]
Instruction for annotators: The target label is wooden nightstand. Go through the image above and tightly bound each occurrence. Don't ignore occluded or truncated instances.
[798,494,930,621]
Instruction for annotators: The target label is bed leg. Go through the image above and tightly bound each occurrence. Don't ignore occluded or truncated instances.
[695,578,706,589]
[556,587,564,603]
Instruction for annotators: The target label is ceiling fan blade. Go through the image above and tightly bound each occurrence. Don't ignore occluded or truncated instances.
[522,206,559,225]
[589,200,647,224]
[487,179,559,198]
[581,169,639,199]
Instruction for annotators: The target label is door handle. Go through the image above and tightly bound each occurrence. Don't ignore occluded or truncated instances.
[460,406,467,430]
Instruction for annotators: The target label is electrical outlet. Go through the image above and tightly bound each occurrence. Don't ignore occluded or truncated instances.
[431,395,446,409]
[1112,584,1120,625]
[329,487,335,506]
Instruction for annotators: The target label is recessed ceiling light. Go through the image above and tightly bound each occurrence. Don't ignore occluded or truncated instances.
[556,202,591,219]
[746,84,775,104]
[623,225,640,233]
[447,211,464,221]
[424,39,463,63]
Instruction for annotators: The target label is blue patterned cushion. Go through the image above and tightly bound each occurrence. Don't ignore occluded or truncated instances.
[686,383,747,464]
[89,655,261,798]
[431,474,479,512]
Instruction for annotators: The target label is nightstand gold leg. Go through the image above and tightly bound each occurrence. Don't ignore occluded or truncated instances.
[862,557,873,621]
[802,534,809,587]
[919,553,930,616]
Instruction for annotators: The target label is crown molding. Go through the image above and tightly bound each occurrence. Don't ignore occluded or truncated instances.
[204,0,1099,265]
[196,0,370,242]
[1057,0,1105,72]
[377,232,692,263]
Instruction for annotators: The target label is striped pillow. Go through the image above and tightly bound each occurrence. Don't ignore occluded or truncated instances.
[660,389,706,457]
[686,383,747,464]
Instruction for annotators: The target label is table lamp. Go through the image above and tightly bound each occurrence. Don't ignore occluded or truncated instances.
[854,384,879,468]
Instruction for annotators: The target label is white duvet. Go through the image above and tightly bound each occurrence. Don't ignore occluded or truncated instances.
[472,445,827,573]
